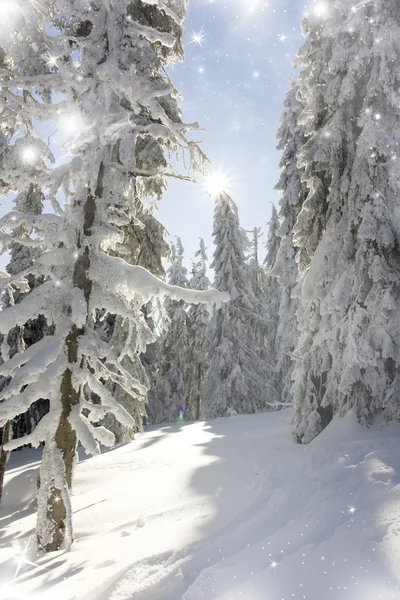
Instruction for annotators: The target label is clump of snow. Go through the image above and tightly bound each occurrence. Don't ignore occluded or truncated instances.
[0,411,399,600]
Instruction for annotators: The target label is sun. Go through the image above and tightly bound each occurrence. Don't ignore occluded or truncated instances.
[313,2,329,17]
[0,0,21,20]
[203,171,231,197]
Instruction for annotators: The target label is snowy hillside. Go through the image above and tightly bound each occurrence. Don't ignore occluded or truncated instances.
[1,411,400,600]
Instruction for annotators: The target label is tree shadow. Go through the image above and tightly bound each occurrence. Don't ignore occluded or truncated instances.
[117,412,400,600]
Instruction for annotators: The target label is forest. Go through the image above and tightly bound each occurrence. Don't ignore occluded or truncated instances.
[0,1,399,599]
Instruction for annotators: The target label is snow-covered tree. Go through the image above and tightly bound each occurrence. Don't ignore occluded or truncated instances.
[259,208,281,403]
[7,186,50,441]
[0,8,51,502]
[124,201,171,408]
[186,239,211,420]
[204,192,270,418]
[271,82,308,405]
[291,0,400,442]
[148,238,191,424]
[244,224,277,404]
[0,0,228,552]
[95,123,171,444]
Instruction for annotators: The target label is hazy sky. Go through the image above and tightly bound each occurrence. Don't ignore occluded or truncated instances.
[158,0,306,269]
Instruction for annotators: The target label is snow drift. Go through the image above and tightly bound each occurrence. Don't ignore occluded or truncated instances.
[0,410,399,600]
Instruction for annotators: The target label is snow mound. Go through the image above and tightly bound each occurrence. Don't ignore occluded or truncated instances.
[1,411,400,600]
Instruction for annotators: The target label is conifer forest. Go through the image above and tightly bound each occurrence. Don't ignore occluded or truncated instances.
[0,2,400,600]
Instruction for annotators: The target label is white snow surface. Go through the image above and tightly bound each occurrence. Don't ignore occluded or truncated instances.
[1,411,400,600]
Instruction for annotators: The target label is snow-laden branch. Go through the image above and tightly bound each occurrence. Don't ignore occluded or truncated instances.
[92,253,230,308]
[0,335,64,398]
[0,211,62,230]
[0,282,61,334]
[0,362,63,426]
[141,0,184,25]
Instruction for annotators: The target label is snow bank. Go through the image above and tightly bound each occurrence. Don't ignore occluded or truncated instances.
[0,411,399,600]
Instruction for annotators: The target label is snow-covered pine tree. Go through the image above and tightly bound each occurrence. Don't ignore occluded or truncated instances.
[99,203,171,443]
[245,225,276,403]
[186,239,211,421]
[271,81,308,405]
[0,5,51,503]
[204,192,270,417]
[0,0,228,551]
[7,186,50,441]
[124,199,171,406]
[291,0,400,442]
[148,238,191,423]
[261,207,281,403]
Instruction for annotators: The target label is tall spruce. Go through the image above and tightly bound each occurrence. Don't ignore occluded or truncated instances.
[290,0,400,442]
[186,239,211,421]
[0,0,228,551]
[204,192,269,417]
[148,238,190,424]
[262,207,282,403]
[0,8,50,501]
[271,82,308,405]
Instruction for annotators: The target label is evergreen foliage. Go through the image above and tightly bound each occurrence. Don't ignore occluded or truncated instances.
[186,239,211,421]
[271,82,308,405]
[290,0,400,442]
[204,192,269,417]
[148,238,191,424]
[0,0,228,551]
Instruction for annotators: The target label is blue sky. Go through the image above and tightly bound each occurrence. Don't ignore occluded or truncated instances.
[158,0,306,269]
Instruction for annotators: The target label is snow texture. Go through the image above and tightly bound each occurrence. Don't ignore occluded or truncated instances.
[1,411,399,600]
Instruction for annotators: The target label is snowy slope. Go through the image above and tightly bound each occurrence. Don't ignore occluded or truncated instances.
[1,411,400,600]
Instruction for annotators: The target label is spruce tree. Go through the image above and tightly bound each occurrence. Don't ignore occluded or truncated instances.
[186,239,211,421]
[271,82,308,405]
[0,9,50,500]
[0,0,228,551]
[291,0,400,442]
[204,192,269,417]
[261,208,282,403]
[148,238,191,424]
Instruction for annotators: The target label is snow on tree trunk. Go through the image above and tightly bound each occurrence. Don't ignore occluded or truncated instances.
[290,0,400,442]
[0,0,228,552]
[204,192,270,418]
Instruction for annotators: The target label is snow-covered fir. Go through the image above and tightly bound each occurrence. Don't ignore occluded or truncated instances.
[203,191,270,418]
[186,238,211,420]
[290,0,400,442]
[271,81,308,406]
[148,238,192,424]
[260,207,282,403]
[0,0,227,552]
[1,0,400,597]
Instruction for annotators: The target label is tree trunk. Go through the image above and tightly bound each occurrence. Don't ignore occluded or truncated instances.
[37,167,101,552]
[0,421,11,504]
[37,328,81,551]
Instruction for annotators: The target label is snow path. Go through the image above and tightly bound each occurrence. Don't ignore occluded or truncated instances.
[1,411,400,600]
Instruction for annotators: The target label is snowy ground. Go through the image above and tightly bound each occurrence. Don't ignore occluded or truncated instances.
[1,410,400,600]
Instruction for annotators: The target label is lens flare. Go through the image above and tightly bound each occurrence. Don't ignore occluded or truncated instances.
[21,147,37,164]
[1,0,21,21]
[203,171,231,197]
[313,2,328,17]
